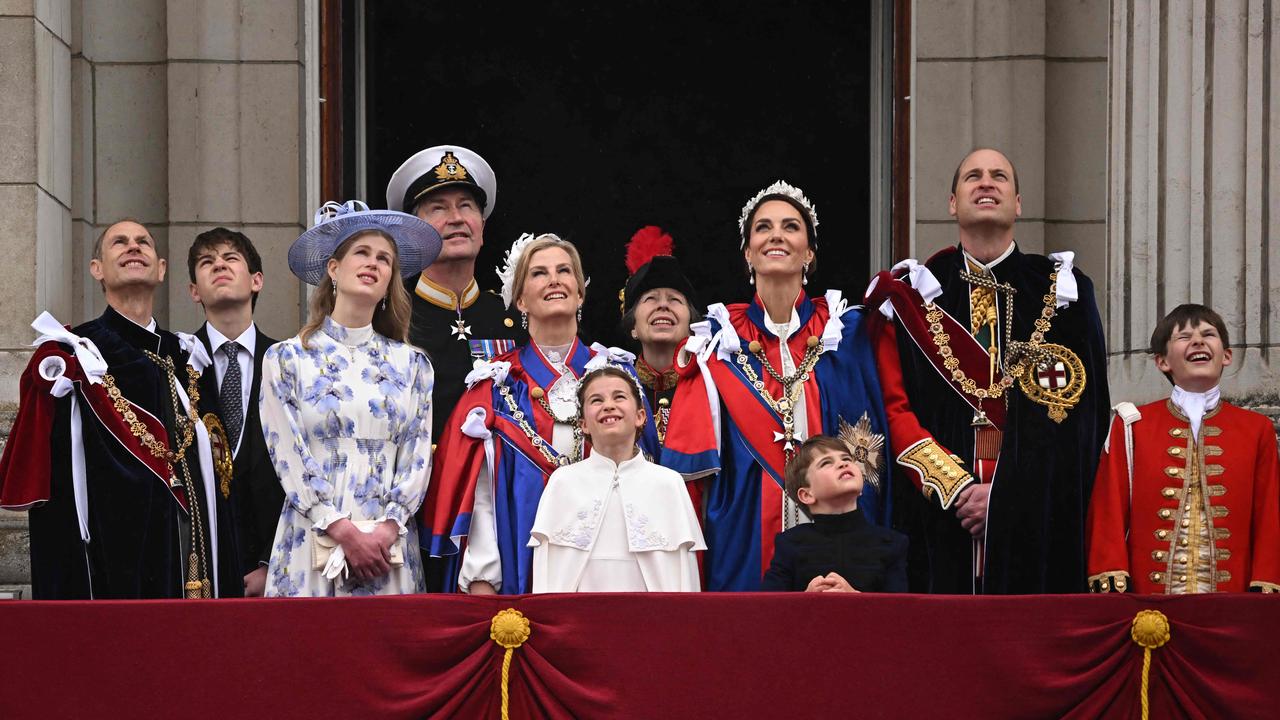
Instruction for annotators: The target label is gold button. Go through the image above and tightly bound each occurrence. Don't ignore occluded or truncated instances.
[1162,488,1176,498]
[504,317,514,327]
[1157,530,1169,539]
[806,335,820,348]
[946,470,958,478]
[1171,428,1183,437]
[1165,467,1180,477]
[1181,519,1190,527]
[1175,555,1187,564]
[1158,508,1172,519]
[1153,551,1165,560]
[530,387,545,400]
[1169,447,1182,456]
[1180,538,1189,546]
[748,340,763,353]
[1179,575,1188,582]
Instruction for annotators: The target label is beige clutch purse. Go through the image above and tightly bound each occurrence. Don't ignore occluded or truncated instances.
[311,520,404,571]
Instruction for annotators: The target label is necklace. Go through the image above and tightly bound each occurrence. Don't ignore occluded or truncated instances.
[101,352,202,465]
[928,268,1061,404]
[734,335,823,458]
[497,382,583,466]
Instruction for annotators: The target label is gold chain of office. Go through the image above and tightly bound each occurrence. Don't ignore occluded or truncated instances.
[925,268,1060,401]
[100,351,203,464]
[497,382,583,467]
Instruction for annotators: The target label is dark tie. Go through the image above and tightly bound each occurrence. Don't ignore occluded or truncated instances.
[220,341,243,451]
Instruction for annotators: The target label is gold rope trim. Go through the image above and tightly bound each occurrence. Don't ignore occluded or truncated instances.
[491,608,532,720]
[1130,610,1171,720]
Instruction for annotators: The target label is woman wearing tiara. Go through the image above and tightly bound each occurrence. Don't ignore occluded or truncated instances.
[421,232,657,594]
[661,181,892,591]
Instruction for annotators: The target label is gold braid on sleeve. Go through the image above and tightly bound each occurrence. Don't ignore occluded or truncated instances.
[1089,570,1131,593]
[1249,580,1280,593]
[896,438,973,509]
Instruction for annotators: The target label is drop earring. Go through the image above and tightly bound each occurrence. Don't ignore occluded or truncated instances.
[747,263,755,286]
[802,262,809,286]
[521,311,528,330]
[381,296,387,311]
[576,306,583,323]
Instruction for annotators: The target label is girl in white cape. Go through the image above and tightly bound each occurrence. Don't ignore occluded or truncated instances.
[529,365,705,592]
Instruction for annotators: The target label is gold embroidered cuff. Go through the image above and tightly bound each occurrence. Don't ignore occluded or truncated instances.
[1089,571,1130,593]
[1249,581,1280,593]
[897,438,973,509]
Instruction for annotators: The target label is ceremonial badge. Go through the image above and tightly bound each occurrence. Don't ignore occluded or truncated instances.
[202,413,235,499]
[1017,343,1086,423]
[433,151,469,182]
[836,413,886,493]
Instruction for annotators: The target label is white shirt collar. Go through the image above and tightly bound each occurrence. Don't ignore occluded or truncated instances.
[764,307,802,341]
[206,322,257,356]
[1171,384,1221,439]
[962,240,1017,272]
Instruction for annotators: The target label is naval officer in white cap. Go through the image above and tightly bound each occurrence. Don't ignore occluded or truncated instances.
[386,145,524,443]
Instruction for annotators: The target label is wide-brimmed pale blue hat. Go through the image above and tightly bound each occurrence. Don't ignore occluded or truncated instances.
[288,200,443,285]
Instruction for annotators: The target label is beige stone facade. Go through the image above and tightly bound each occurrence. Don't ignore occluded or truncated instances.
[1,1,1277,594]
[0,0,316,596]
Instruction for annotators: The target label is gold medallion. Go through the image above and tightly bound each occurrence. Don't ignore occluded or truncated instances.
[202,413,235,499]
[1017,343,1086,423]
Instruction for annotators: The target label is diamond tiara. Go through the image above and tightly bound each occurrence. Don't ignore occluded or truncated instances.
[737,180,819,247]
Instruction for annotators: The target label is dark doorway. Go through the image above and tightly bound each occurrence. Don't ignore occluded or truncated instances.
[364,1,876,345]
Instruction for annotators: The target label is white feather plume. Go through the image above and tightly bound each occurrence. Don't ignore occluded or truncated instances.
[496,232,539,308]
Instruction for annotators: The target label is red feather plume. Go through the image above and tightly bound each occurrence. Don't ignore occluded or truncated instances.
[625,225,674,275]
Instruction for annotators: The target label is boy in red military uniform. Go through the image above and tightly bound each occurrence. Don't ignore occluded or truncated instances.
[1086,304,1280,593]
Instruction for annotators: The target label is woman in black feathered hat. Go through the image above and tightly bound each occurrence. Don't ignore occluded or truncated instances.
[619,226,701,450]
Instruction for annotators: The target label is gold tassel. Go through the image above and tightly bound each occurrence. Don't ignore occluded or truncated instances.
[490,608,532,720]
[1130,610,1171,720]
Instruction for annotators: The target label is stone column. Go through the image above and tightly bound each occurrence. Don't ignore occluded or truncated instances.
[0,0,314,597]
[912,0,1109,284]
[164,0,305,340]
[1108,0,1280,403]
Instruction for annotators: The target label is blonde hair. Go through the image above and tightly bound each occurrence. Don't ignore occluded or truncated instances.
[299,230,412,347]
[511,234,587,309]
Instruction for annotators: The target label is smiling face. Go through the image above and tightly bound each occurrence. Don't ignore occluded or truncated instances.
[189,241,263,311]
[949,148,1022,231]
[515,245,582,322]
[327,231,396,305]
[1155,320,1233,392]
[744,199,814,282]
[413,186,484,265]
[90,220,167,292]
[632,287,692,347]
[796,446,865,515]
[580,373,647,447]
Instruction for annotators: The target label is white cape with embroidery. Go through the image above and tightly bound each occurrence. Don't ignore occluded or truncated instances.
[529,451,706,593]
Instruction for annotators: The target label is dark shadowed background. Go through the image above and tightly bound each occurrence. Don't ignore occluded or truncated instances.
[364,0,873,346]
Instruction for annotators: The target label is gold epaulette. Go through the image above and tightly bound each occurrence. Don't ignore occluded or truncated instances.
[897,438,973,509]
[1249,580,1280,594]
[1089,570,1131,593]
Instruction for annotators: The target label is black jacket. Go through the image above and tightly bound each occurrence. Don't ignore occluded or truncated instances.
[762,508,909,592]
[195,323,285,577]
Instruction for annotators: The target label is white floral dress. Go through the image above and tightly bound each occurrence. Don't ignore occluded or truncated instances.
[261,317,433,596]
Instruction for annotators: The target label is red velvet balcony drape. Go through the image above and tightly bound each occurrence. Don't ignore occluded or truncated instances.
[0,593,1275,719]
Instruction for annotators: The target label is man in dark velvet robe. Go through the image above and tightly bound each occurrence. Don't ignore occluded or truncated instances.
[866,149,1109,594]
[188,227,283,597]
[0,219,238,599]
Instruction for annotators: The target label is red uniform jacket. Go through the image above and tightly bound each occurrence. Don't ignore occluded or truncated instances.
[1086,399,1280,593]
